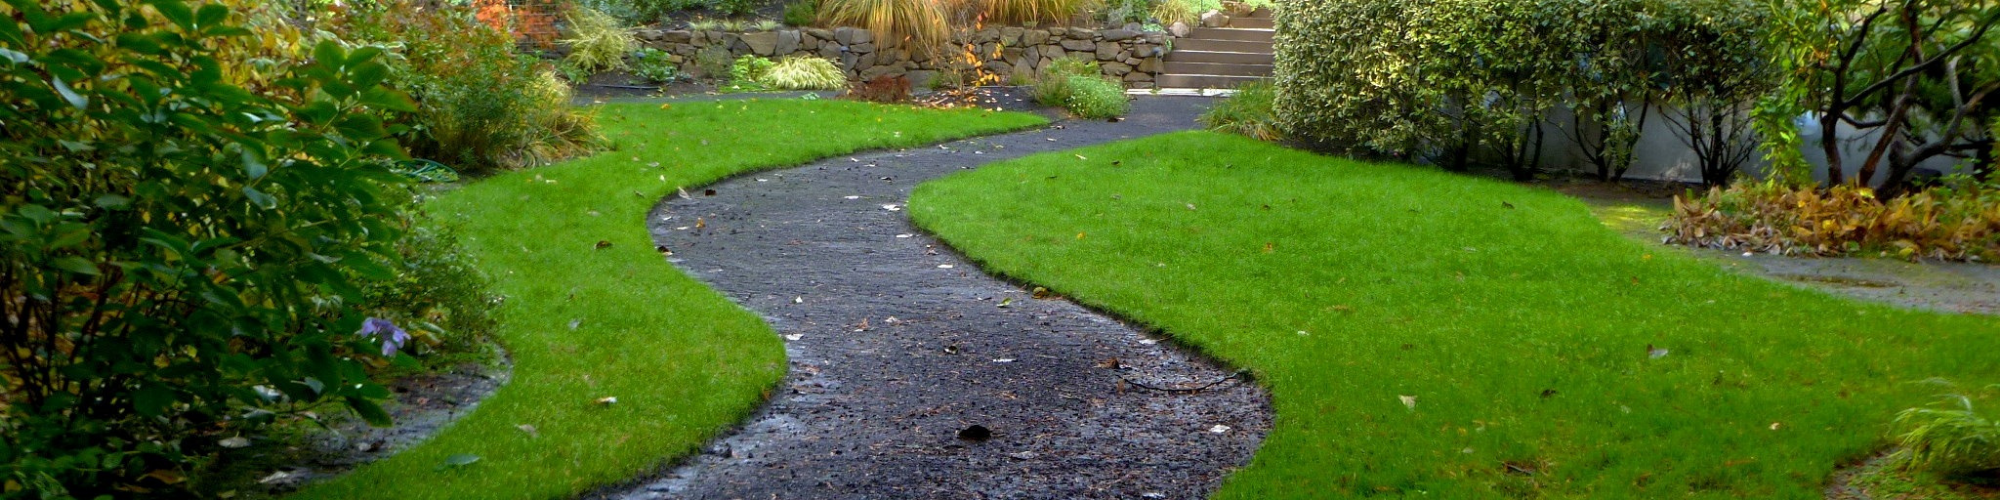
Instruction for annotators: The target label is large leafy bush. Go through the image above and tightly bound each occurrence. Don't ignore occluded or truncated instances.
[330,0,603,173]
[0,1,421,496]
[1272,0,1770,183]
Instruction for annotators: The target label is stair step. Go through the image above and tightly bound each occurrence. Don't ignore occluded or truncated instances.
[1184,27,1273,42]
[1171,38,1273,54]
[1155,74,1268,89]
[1164,50,1275,65]
[1229,17,1274,29]
[1163,61,1272,77]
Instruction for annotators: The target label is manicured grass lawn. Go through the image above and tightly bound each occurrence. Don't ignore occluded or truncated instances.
[292,100,1045,500]
[909,131,2000,498]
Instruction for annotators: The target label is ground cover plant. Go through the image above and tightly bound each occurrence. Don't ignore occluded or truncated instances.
[288,99,1044,500]
[1668,180,2000,261]
[910,132,2000,498]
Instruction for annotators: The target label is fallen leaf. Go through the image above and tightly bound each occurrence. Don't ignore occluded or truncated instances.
[517,424,538,437]
[1096,358,1121,368]
[1399,395,1418,410]
[1502,201,1515,209]
[438,454,481,470]
[997,297,1013,308]
[1031,287,1052,299]
[1647,345,1669,359]
[695,218,706,229]
[595,240,612,250]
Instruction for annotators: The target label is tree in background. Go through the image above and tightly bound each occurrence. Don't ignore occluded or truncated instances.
[1758,0,2000,193]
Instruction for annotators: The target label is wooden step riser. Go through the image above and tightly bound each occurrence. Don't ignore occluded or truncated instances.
[1155,74,1267,89]
[1162,62,1273,77]
[1164,50,1276,65]
[1182,28,1274,42]
[1229,17,1274,29]
[1171,38,1273,54]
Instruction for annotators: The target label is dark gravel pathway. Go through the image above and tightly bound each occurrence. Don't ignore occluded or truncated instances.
[596,96,1270,500]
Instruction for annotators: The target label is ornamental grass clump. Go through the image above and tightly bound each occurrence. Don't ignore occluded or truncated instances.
[1199,80,1281,141]
[1893,385,2000,477]
[763,56,849,90]
[562,6,636,74]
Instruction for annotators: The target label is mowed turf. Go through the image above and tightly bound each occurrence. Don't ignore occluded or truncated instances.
[291,99,1045,500]
[908,131,2000,498]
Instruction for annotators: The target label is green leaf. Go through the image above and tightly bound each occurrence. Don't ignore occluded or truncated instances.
[194,3,228,28]
[242,148,267,179]
[52,256,99,276]
[52,76,86,110]
[132,384,174,416]
[242,186,276,209]
[93,194,131,209]
[436,454,481,470]
[345,396,393,427]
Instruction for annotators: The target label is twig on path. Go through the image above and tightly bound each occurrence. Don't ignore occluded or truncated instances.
[1119,370,1251,394]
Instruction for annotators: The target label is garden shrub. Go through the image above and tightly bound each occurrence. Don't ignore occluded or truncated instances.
[0,2,422,496]
[562,6,638,75]
[710,0,762,16]
[762,57,850,90]
[785,0,820,26]
[847,75,914,103]
[724,54,779,91]
[1063,75,1130,119]
[1200,81,1281,140]
[1031,57,1101,108]
[1666,180,2000,261]
[1272,0,1769,182]
[332,0,604,172]
[631,47,683,82]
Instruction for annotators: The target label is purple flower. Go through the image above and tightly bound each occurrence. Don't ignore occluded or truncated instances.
[360,317,410,357]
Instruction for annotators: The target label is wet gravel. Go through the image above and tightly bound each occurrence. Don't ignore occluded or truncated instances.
[593,96,1272,500]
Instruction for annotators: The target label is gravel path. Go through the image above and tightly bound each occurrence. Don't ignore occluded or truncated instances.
[595,96,1271,500]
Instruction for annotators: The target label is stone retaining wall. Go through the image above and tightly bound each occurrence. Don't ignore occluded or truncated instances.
[634,26,1171,88]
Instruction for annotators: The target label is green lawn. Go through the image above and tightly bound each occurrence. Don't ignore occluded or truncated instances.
[291,100,1045,500]
[909,131,2000,498]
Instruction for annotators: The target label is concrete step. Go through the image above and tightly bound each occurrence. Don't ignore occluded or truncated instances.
[1230,16,1273,29]
[1164,50,1275,65]
[1184,27,1273,42]
[1155,73,1267,89]
[1163,61,1273,77]
[1171,38,1273,54]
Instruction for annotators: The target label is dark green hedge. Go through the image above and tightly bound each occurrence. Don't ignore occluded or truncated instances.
[1272,0,1769,180]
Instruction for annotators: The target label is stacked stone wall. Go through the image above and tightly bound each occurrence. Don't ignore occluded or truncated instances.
[635,25,1171,88]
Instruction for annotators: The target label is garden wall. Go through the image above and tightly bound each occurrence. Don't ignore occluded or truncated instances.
[634,26,1172,88]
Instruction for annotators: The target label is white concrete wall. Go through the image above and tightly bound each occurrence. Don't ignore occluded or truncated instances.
[1523,104,1967,185]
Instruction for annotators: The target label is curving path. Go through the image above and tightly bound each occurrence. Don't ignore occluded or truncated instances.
[596,97,1271,499]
